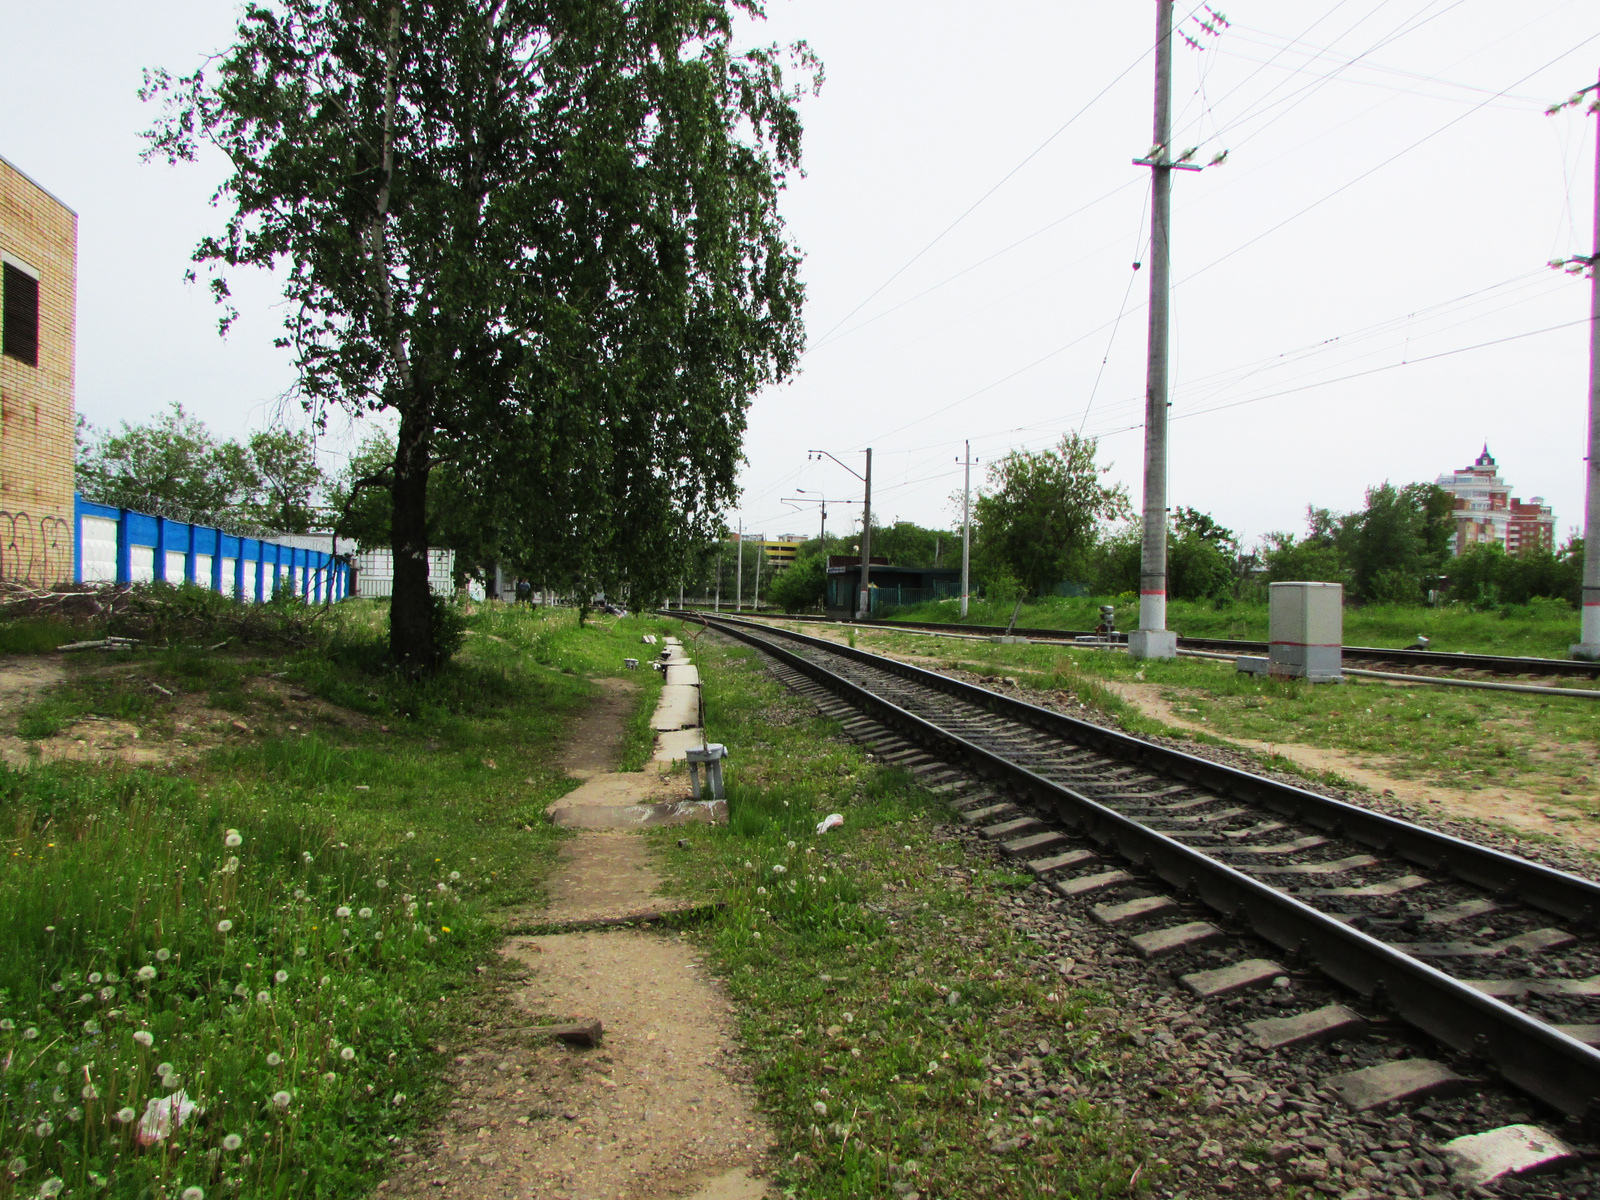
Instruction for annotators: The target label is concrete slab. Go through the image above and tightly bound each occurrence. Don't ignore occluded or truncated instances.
[552,799,726,829]
[1301,874,1430,897]
[1422,899,1499,926]
[1094,895,1180,927]
[1053,869,1133,897]
[1326,1059,1465,1111]
[981,816,1045,841]
[653,729,708,762]
[1181,959,1284,999]
[960,803,1017,825]
[1215,835,1330,856]
[1443,1125,1577,1187]
[1001,830,1070,858]
[546,770,723,828]
[1245,1004,1366,1050]
[651,684,701,731]
[1130,921,1224,958]
[1029,848,1097,876]
[665,663,700,686]
[1244,854,1379,877]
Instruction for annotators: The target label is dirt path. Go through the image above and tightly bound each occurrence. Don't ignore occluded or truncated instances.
[386,666,771,1200]
[1102,677,1600,853]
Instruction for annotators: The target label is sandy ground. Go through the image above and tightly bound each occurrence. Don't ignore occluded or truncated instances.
[384,663,771,1200]
[1100,677,1600,853]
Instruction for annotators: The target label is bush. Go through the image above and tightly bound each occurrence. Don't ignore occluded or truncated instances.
[767,554,825,614]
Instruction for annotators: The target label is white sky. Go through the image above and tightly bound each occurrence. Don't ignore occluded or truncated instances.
[4,1,1596,550]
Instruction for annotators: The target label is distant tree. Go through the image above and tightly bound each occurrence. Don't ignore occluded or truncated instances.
[1168,507,1239,601]
[973,434,1129,596]
[767,552,826,613]
[1446,538,1581,608]
[243,428,323,532]
[144,0,815,669]
[1347,482,1452,604]
[867,520,953,568]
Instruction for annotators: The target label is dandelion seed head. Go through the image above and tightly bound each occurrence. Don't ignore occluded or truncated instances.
[98,986,115,1001]
[7,1155,25,1175]
[449,871,461,881]
[756,886,767,895]
[335,906,352,919]
[256,991,270,1004]
[323,1071,336,1083]
[222,1133,243,1151]
[772,864,787,875]
[301,851,314,863]
[274,970,289,984]
[66,1107,81,1122]
[0,1019,11,1030]
[88,972,102,984]
[233,984,248,997]
[225,832,243,848]
[35,1121,52,1137]
[272,1090,291,1108]
[787,840,797,850]
[54,1061,68,1075]
[266,1052,282,1066]
[320,975,330,986]
[812,1101,827,1117]
[405,831,415,839]
[340,1046,355,1061]
[157,1062,173,1076]
[294,946,306,956]
[376,879,388,889]
[138,965,157,981]
[50,982,63,993]
[39,1179,64,1198]
[82,1020,99,1034]
[293,888,307,900]
[162,1073,181,1088]
[435,882,447,892]
[216,919,233,933]
[182,1186,204,1200]
[81,1083,99,1100]
[114,1108,134,1124]
[357,907,372,919]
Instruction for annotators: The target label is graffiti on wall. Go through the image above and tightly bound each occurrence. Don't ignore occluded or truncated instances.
[0,512,72,585]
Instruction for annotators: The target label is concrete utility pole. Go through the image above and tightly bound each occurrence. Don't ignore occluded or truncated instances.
[859,448,873,619]
[1129,0,1198,659]
[1574,75,1600,659]
[736,521,743,613]
[959,440,975,617]
[714,544,722,612]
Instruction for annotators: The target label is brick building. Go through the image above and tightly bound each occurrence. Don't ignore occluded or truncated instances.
[0,154,76,584]
[1434,445,1555,556]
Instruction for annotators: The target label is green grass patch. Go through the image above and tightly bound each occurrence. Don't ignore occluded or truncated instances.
[882,594,1581,659]
[0,601,674,1199]
[651,626,1172,1199]
[0,617,78,655]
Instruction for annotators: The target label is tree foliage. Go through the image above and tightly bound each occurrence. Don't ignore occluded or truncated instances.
[972,435,1129,596]
[78,403,323,532]
[766,552,825,613]
[143,0,816,669]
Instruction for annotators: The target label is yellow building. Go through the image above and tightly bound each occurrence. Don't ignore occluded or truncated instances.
[755,535,806,571]
[0,154,76,584]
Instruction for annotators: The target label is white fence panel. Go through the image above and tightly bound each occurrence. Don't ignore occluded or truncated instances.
[80,516,118,583]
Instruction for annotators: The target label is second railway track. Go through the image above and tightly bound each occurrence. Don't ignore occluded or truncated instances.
[689,611,1600,1142]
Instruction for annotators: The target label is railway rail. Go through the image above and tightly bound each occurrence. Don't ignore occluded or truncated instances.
[687,611,1600,1151]
[675,607,1600,680]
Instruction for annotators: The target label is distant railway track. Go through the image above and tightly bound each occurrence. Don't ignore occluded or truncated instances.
[688,611,1600,1132]
[676,608,1600,680]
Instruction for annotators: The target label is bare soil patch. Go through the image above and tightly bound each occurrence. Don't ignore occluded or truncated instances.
[1102,677,1600,853]
[562,677,641,776]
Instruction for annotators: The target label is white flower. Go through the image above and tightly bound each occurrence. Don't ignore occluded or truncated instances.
[216,919,233,933]
[405,831,415,839]
[358,907,373,920]
[756,886,767,896]
[114,1107,135,1124]
[256,992,270,1004]
[293,888,307,900]
[81,1083,99,1100]
[436,883,448,893]
[36,1121,53,1136]
[376,879,388,889]
[787,840,797,850]
[340,1046,355,1061]
[266,1053,282,1067]
[155,948,171,962]
[320,975,331,986]
[323,1071,336,1083]
[272,1090,292,1108]
[0,1019,10,1030]
[274,970,289,984]
[302,851,314,863]
[222,1133,243,1151]
[449,871,461,881]
[66,1107,81,1122]
[163,1073,182,1088]
[82,1020,100,1034]
[294,946,306,957]
[157,1061,173,1076]
[335,906,352,919]
[225,831,243,848]
[39,1179,64,1198]
[812,1101,827,1117]
[182,1187,204,1200]
[751,931,762,940]
[137,966,157,981]
[99,986,115,1001]
[743,860,753,869]
[772,864,787,875]
[89,972,103,984]
[234,984,248,997]
[7,1154,25,1173]
[392,1092,406,1105]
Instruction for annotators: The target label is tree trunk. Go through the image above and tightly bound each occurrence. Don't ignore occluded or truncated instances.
[390,403,436,671]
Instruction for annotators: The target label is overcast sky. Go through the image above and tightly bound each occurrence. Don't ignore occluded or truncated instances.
[3,1,1596,549]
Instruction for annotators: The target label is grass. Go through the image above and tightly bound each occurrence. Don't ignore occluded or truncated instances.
[0,601,671,1200]
[882,594,1583,659]
[648,625,1210,1199]
[843,625,1600,816]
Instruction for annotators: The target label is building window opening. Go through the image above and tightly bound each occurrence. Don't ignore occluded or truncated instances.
[3,261,40,366]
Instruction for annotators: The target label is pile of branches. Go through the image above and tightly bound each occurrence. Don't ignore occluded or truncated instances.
[0,580,328,648]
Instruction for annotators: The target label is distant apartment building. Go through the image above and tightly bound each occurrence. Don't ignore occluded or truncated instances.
[1434,445,1555,556]
[731,532,808,571]
[0,154,77,584]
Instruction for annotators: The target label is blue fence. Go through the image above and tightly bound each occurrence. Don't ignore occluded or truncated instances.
[73,495,349,604]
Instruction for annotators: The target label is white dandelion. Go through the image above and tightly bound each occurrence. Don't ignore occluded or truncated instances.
[216,919,233,933]
[134,1030,154,1048]
[155,948,171,961]
[449,871,461,881]
[222,1133,243,1151]
[266,1053,282,1067]
[39,1179,64,1198]
[114,1108,135,1124]
[272,1091,292,1108]
[137,966,157,981]
[81,1084,99,1100]
[376,879,388,889]
[256,992,270,1004]
[183,1186,205,1200]
[0,1019,11,1030]
[225,830,243,848]
[274,970,289,984]
[35,1121,53,1137]
[89,972,102,984]
[335,906,352,919]
[358,907,372,919]
[340,1046,355,1061]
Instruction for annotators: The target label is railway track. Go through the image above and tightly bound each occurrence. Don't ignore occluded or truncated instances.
[676,608,1600,680]
[687,611,1600,1183]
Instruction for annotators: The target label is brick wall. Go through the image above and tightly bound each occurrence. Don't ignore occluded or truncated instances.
[0,155,76,584]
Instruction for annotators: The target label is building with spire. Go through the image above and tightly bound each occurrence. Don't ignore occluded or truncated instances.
[1434,446,1555,556]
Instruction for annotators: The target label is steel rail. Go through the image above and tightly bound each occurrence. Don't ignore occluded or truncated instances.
[692,612,1600,1119]
[680,608,1600,680]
